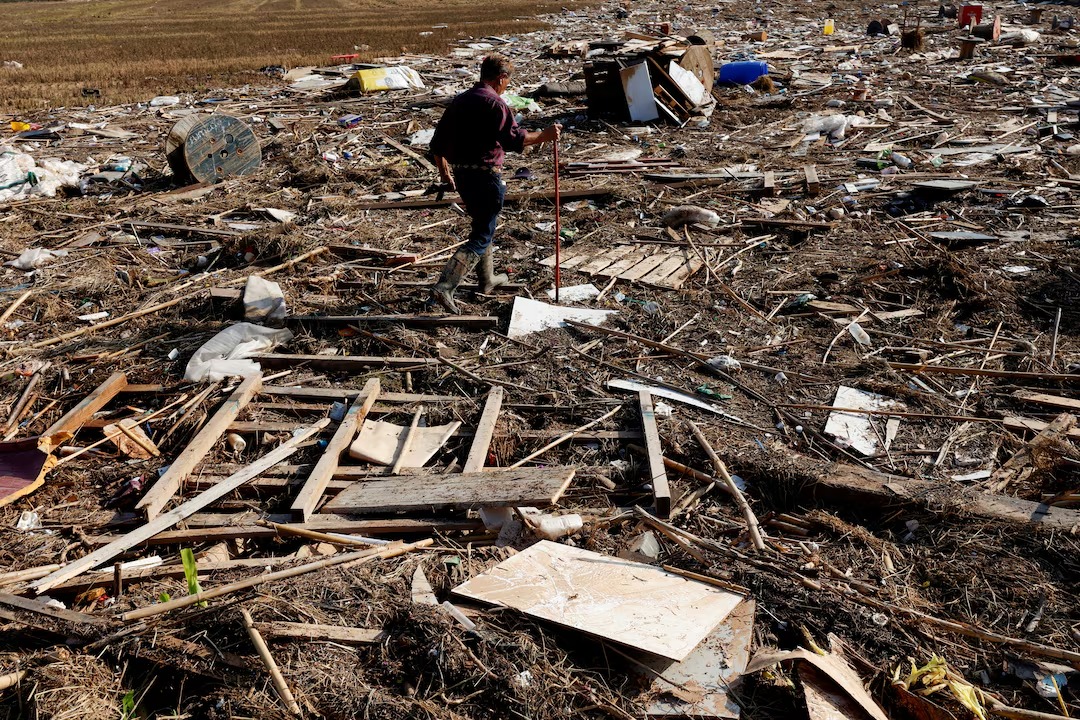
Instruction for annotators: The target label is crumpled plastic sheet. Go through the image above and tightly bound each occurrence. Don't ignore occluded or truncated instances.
[184,322,292,382]
[0,145,87,203]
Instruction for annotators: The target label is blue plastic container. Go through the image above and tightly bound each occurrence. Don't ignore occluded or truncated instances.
[717,61,769,85]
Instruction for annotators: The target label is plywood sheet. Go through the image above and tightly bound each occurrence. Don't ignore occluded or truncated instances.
[322,466,577,514]
[641,598,755,718]
[507,297,616,339]
[348,419,459,466]
[453,540,744,661]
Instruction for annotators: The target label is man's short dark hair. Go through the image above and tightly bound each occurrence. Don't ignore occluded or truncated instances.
[480,53,513,81]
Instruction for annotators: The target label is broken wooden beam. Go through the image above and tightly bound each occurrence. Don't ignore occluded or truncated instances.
[252,354,439,371]
[260,386,458,403]
[32,419,329,593]
[989,413,1075,493]
[322,466,577,514]
[637,391,671,518]
[890,363,1080,382]
[803,164,820,195]
[802,458,1080,532]
[291,378,379,521]
[137,373,261,520]
[39,372,127,452]
[288,314,498,330]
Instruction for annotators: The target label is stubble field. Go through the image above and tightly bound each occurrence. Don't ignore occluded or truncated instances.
[0,0,578,114]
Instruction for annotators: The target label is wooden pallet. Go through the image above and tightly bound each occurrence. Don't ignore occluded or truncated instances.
[540,244,702,289]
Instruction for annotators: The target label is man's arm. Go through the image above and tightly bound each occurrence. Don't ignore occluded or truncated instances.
[524,124,562,147]
[433,155,455,191]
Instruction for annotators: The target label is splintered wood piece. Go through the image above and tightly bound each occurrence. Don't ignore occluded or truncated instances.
[39,372,128,452]
[1014,391,1080,413]
[321,466,577,514]
[103,418,160,459]
[762,170,777,196]
[255,621,383,645]
[137,373,262,520]
[348,418,459,467]
[989,412,1075,493]
[463,387,504,473]
[292,378,379,521]
[32,419,329,593]
[289,314,497,330]
[638,391,671,518]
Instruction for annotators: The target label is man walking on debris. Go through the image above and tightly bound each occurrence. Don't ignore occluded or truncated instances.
[429,52,562,313]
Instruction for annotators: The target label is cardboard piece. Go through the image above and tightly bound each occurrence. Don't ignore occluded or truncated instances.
[745,649,888,720]
[453,540,745,661]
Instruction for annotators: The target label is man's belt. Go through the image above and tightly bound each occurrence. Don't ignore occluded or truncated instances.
[452,163,501,173]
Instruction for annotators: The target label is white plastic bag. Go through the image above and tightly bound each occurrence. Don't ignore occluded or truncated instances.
[5,248,68,270]
[242,275,287,322]
[184,322,292,382]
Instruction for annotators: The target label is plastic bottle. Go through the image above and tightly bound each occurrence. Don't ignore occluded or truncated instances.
[890,151,912,168]
[533,514,583,540]
[847,322,872,346]
[824,18,835,35]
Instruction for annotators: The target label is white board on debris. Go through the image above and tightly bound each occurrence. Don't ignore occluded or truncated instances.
[506,296,615,339]
[823,385,902,456]
[452,540,744,661]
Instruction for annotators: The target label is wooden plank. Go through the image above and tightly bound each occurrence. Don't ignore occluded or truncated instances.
[39,372,127,451]
[639,251,692,288]
[463,387,503,473]
[90,517,483,545]
[255,621,382,645]
[292,378,379,521]
[638,391,671,518]
[261,386,458,403]
[539,249,594,270]
[1014,391,1080,412]
[805,458,1080,532]
[620,252,672,281]
[762,170,777,196]
[121,220,243,237]
[382,135,436,173]
[322,466,577,514]
[1004,415,1080,441]
[288,314,497,330]
[32,419,329,593]
[48,557,295,595]
[137,374,262,520]
[229,421,336,433]
[0,592,106,625]
[595,249,651,278]
[660,256,703,290]
[252,354,437,371]
[578,244,636,274]
[186,475,354,493]
[804,164,820,195]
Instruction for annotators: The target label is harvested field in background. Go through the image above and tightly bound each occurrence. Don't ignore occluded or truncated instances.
[0,0,587,113]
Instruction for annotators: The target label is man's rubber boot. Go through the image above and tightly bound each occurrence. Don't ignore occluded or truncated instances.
[477,246,509,294]
[431,248,479,314]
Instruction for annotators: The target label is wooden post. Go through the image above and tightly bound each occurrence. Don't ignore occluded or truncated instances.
[241,608,303,716]
[637,391,671,518]
[31,419,329,593]
[290,378,380,521]
[803,165,820,195]
[137,374,262,519]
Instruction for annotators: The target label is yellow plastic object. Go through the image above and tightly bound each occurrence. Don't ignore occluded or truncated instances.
[10,121,31,132]
[824,18,835,34]
[351,66,425,93]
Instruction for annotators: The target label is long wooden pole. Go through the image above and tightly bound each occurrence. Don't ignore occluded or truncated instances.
[241,608,302,716]
[688,420,767,552]
[553,139,561,303]
[122,539,432,621]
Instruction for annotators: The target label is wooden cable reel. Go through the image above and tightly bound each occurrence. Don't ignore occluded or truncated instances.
[166,114,261,184]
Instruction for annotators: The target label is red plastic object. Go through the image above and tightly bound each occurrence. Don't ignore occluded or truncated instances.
[331,53,360,62]
[958,4,983,27]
